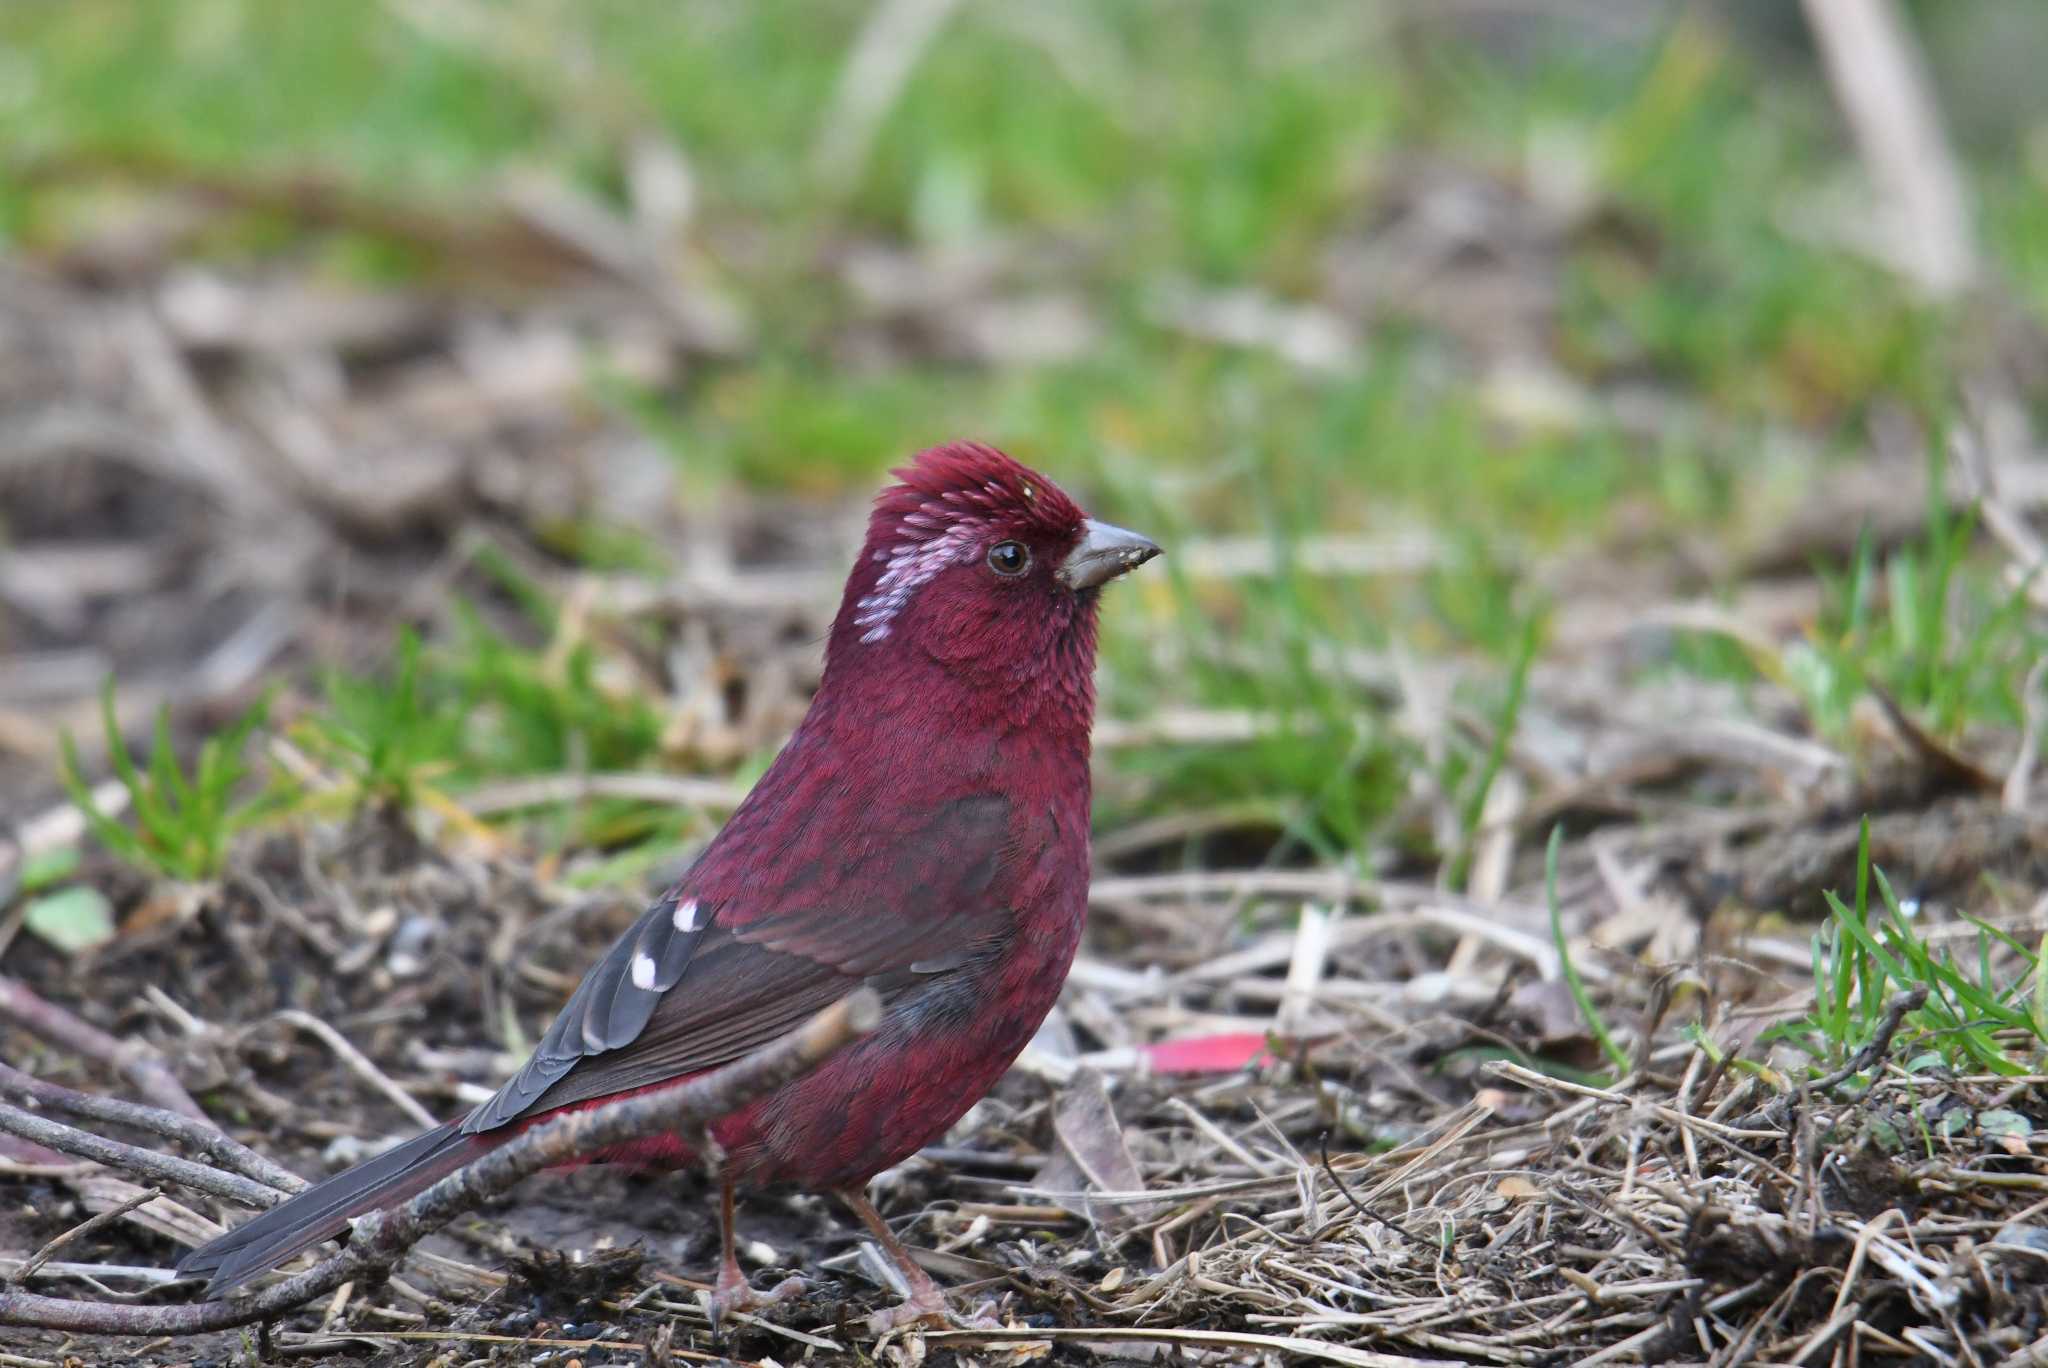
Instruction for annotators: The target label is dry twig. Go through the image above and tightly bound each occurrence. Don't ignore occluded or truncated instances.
[0,1103,283,1212]
[7,1188,162,1286]
[1800,0,1976,296]
[0,1062,303,1196]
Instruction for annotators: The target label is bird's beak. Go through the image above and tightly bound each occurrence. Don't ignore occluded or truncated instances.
[1059,519,1162,591]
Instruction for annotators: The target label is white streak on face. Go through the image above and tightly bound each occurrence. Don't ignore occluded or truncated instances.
[674,898,701,933]
[852,513,987,643]
[630,952,657,990]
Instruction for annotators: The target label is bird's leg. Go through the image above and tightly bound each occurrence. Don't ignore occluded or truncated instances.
[838,1188,997,1334]
[706,1179,805,1330]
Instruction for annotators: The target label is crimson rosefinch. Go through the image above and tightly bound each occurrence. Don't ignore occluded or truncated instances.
[179,442,1160,1330]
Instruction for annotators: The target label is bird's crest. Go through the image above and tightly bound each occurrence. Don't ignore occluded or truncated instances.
[853,443,1084,642]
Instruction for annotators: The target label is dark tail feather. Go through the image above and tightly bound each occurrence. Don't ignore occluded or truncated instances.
[178,1121,481,1295]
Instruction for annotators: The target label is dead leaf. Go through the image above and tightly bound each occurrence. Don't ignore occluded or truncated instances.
[1037,1067,1154,1229]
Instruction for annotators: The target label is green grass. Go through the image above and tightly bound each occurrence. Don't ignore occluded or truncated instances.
[1548,824,1632,1078]
[291,611,686,853]
[1,3,1989,454]
[1098,571,1409,863]
[296,629,461,812]
[54,599,700,887]
[59,683,287,883]
[12,3,2046,872]
[1660,438,2048,752]
[1771,819,2048,1079]
[1447,612,1542,891]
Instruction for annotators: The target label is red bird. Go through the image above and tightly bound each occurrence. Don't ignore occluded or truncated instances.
[178,442,1160,1329]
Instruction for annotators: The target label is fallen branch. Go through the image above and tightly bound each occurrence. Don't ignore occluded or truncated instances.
[0,974,207,1121]
[0,1103,284,1211]
[0,987,880,1336]
[0,1061,304,1196]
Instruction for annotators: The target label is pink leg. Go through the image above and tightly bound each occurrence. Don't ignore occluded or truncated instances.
[706,1180,804,1330]
[838,1188,957,1333]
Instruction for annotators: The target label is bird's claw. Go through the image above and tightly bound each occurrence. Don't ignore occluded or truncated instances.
[866,1292,1004,1336]
[707,1271,807,1332]
[865,1286,948,1337]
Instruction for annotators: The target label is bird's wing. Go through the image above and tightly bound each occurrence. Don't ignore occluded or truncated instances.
[462,792,1016,1134]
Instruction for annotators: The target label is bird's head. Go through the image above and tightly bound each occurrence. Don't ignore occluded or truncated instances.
[825,442,1159,707]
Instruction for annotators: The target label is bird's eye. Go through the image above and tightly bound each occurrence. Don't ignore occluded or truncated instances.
[987,541,1031,577]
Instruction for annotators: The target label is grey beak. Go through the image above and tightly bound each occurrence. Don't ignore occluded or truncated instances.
[1058,519,1162,591]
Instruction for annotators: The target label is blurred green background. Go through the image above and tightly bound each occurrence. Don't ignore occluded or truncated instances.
[5,0,2047,878]
[11,1,2041,497]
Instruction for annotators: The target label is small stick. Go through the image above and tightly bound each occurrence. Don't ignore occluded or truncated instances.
[9,1188,161,1285]
[1797,987,1929,1111]
[0,1261,178,1287]
[0,975,206,1121]
[1315,1132,1424,1250]
[0,1061,304,1196]
[0,1104,283,1211]
[2006,658,2048,811]
[1800,0,1975,297]
[1274,902,1337,1036]
[269,1010,439,1131]
[0,781,131,893]
[0,988,880,1336]
[1816,988,1926,1087]
[458,772,746,817]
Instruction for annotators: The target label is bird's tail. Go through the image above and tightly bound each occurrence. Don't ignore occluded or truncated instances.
[177,1121,484,1295]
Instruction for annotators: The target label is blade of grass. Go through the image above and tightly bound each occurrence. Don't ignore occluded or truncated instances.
[1449,611,1541,892]
[2034,933,2048,1049]
[56,732,148,870]
[1546,824,1628,1076]
[1850,815,1873,1024]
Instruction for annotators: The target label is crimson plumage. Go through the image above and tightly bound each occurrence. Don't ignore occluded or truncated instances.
[178,442,1160,1327]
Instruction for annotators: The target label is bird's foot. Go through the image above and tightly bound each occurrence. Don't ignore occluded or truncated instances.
[866,1290,1004,1336]
[865,1284,950,1336]
[707,1266,806,1331]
